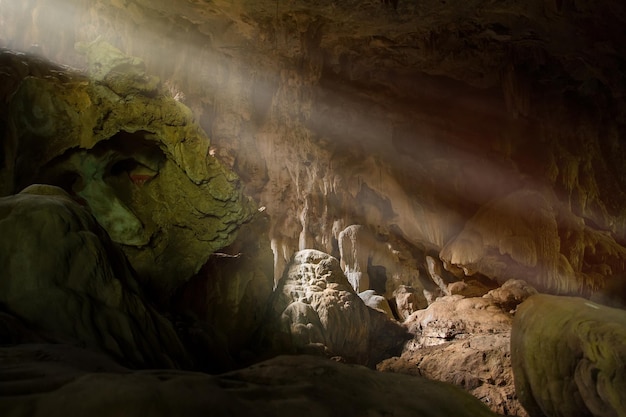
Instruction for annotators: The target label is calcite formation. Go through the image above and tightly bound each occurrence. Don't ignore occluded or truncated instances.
[265,249,407,366]
[511,294,626,417]
[266,249,374,362]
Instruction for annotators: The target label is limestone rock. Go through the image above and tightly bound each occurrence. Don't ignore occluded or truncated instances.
[0,47,254,303]
[403,295,512,349]
[359,289,393,317]
[447,279,494,298]
[265,249,406,365]
[267,249,371,362]
[392,285,427,322]
[379,291,528,415]
[2,0,626,312]
[379,334,528,417]
[0,348,499,417]
[511,294,626,417]
[0,187,191,369]
[483,279,538,312]
[440,189,567,293]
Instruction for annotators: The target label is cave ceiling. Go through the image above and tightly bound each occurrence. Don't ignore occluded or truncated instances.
[1,0,626,299]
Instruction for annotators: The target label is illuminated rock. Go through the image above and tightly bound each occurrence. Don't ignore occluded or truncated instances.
[267,249,372,362]
[392,285,427,321]
[380,289,531,416]
[1,45,254,303]
[265,249,407,365]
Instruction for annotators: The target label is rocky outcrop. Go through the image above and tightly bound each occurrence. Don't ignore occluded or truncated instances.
[265,249,372,362]
[0,347,499,417]
[441,189,626,298]
[0,186,191,369]
[264,249,407,366]
[511,294,626,417]
[379,280,538,416]
[0,46,254,304]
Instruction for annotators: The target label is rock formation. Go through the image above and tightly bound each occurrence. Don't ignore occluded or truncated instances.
[2,1,626,306]
[264,249,408,366]
[0,0,625,416]
[0,185,191,369]
[0,44,254,305]
[379,280,538,416]
[512,294,626,417]
[0,347,499,417]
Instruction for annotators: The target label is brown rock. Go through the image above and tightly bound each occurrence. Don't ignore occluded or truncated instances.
[379,292,528,415]
[393,285,426,321]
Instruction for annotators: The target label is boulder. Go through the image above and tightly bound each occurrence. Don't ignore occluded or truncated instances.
[403,295,512,349]
[511,294,626,417]
[379,334,527,417]
[392,285,425,321]
[379,286,533,416]
[0,186,191,369]
[359,289,394,317]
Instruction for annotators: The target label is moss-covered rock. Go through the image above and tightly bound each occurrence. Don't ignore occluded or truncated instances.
[0,186,192,369]
[0,45,255,303]
[511,294,626,417]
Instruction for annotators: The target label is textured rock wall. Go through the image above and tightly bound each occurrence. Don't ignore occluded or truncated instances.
[0,45,254,305]
[1,0,626,302]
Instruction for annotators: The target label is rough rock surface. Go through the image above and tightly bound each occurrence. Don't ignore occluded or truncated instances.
[512,294,626,417]
[0,347,499,417]
[0,186,191,369]
[2,0,626,305]
[0,46,254,304]
[392,285,426,321]
[379,280,538,416]
[0,1,626,415]
[264,249,407,366]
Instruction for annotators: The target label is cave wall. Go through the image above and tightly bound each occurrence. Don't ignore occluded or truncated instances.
[1,0,626,303]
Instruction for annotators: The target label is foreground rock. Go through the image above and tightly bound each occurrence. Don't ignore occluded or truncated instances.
[379,280,537,416]
[512,294,626,417]
[0,186,191,367]
[0,186,191,369]
[0,345,499,417]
